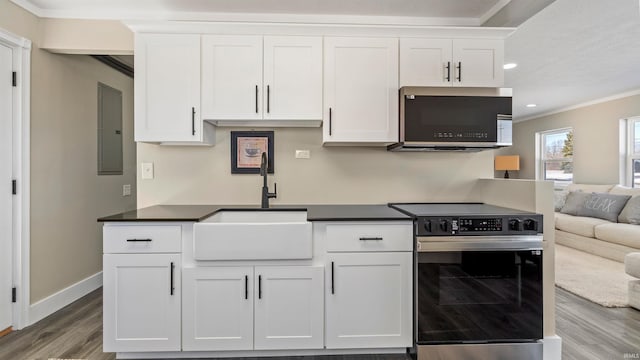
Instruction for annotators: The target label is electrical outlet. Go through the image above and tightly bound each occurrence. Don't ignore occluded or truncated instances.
[123,184,131,196]
[295,150,311,159]
[141,162,154,179]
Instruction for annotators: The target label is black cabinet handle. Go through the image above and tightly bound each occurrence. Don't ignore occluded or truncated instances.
[170,262,175,296]
[126,238,152,242]
[445,61,451,82]
[331,261,334,295]
[258,275,262,299]
[359,237,383,241]
[267,85,270,114]
[255,85,259,113]
[456,61,462,82]
[191,107,195,136]
[329,107,332,136]
[245,275,248,300]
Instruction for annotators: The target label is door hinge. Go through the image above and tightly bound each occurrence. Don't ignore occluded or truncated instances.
[12,180,16,195]
[12,72,16,87]
[12,287,16,303]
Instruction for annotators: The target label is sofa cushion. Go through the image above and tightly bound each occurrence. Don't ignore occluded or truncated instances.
[566,184,614,193]
[626,253,640,278]
[595,223,640,249]
[619,196,640,224]
[560,191,591,216]
[554,190,569,211]
[577,192,631,222]
[609,185,640,198]
[555,213,611,238]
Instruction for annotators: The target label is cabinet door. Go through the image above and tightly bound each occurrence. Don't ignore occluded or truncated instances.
[182,267,253,351]
[103,254,181,352]
[263,36,323,121]
[135,34,201,142]
[254,266,324,350]
[400,38,453,87]
[202,35,263,120]
[452,39,504,87]
[325,252,412,349]
[324,37,399,144]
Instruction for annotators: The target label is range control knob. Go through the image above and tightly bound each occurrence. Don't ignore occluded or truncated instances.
[439,219,450,233]
[508,219,522,231]
[423,220,432,233]
[523,219,538,231]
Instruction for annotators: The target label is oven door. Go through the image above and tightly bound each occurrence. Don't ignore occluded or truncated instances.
[416,241,543,344]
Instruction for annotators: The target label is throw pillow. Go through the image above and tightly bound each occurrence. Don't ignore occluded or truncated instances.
[577,192,631,222]
[619,196,640,224]
[554,190,569,212]
[560,191,590,216]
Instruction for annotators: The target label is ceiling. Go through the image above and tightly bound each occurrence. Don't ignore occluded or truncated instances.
[16,0,633,123]
[505,0,640,121]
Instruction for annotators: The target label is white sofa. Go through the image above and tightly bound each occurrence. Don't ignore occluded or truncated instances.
[555,184,640,262]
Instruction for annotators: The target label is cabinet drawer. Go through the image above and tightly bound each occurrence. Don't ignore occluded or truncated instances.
[104,225,181,254]
[326,223,413,252]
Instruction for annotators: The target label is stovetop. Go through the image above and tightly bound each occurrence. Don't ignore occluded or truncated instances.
[388,202,536,217]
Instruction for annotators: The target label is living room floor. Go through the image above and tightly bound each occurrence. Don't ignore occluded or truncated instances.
[0,287,638,360]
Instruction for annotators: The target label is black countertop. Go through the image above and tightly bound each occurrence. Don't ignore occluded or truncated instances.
[98,204,412,222]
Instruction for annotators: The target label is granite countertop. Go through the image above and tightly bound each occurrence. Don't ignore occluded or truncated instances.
[98,204,412,222]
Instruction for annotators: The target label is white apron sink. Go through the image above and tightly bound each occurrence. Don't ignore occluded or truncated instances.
[193,210,312,260]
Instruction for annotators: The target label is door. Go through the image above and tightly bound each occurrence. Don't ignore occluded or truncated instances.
[201,35,263,120]
[324,37,399,144]
[452,39,504,87]
[103,254,181,352]
[182,266,253,351]
[0,43,12,332]
[263,36,323,121]
[254,266,324,350]
[325,252,412,349]
[400,38,453,87]
[135,34,201,142]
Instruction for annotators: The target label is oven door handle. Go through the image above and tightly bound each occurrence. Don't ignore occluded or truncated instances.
[417,235,543,252]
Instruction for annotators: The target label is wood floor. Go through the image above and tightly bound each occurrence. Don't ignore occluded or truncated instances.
[0,287,638,360]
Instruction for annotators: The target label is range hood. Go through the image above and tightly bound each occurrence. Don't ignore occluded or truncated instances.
[388,87,513,152]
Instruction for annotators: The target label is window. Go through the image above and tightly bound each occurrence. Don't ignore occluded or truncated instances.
[538,128,573,185]
[627,117,640,187]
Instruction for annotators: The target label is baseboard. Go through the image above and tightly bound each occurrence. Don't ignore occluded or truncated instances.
[543,335,562,360]
[29,272,103,326]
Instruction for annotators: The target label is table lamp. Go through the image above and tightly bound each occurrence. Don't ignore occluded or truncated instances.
[495,155,520,179]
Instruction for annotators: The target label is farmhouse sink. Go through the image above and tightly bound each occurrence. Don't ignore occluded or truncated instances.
[193,210,312,260]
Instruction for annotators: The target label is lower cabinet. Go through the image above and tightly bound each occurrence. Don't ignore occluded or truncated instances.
[182,265,324,351]
[103,254,181,352]
[325,252,413,349]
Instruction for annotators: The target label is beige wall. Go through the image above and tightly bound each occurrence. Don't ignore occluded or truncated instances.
[39,18,133,54]
[508,93,640,184]
[137,128,496,207]
[0,0,136,304]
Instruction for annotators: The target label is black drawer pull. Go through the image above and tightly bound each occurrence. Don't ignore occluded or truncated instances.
[359,237,383,241]
[170,262,175,296]
[126,238,152,242]
[245,275,249,300]
[331,261,334,295]
[258,275,262,299]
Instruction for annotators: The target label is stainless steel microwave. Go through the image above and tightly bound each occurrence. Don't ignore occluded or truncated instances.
[387,87,513,152]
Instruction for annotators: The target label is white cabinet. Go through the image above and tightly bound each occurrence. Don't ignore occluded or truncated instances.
[323,37,399,145]
[202,35,322,126]
[400,38,504,87]
[323,221,413,349]
[182,265,324,351]
[134,33,214,144]
[103,254,181,352]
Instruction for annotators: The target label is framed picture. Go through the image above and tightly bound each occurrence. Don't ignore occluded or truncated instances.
[231,131,274,174]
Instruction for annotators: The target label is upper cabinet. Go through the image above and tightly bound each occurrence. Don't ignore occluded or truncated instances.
[134,33,215,145]
[202,35,323,127]
[323,37,399,145]
[400,38,504,87]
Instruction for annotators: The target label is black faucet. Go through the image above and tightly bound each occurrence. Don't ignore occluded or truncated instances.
[260,152,277,208]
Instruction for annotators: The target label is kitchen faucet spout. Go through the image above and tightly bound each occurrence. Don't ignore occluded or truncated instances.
[260,152,277,208]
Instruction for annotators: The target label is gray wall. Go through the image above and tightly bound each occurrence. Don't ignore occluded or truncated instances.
[506,93,640,184]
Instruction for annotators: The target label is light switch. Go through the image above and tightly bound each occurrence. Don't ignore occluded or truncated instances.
[123,184,131,196]
[295,150,311,159]
[141,162,154,179]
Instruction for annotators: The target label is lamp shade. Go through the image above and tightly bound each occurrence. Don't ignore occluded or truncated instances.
[495,155,520,171]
